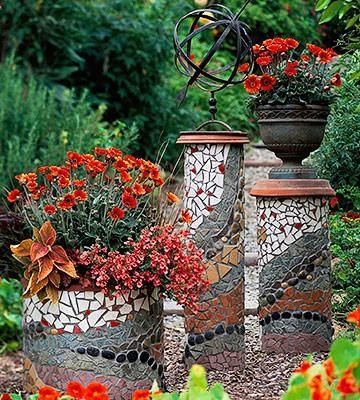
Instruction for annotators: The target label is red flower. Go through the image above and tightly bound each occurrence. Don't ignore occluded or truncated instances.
[0,395,11,400]
[307,43,323,56]
[336,368,358,394]
[122,190,137,209]
[73,189,88,202]
[38,386,60,400]
[67,151,84,168]
[84,382,109,400]
[330,73,342,87]
[7,189,21,203]
[294,360,312,374]
[284,61,299,77]
[323,358,336,383]
[318,49,333,64]
[260,74,277,91]
[256,56,272,66]
[74,180,86,187]
[44,205,57,215]
[252,44,264,54]
[133,183,146,196]
[180,209,192,224]
[347,306,360,328]
[285,38,299,49]
[301,54,311,63]
[167,192,180,204]
[108,207,125,220]
[329,196,339,208]
[132,390,150,400]
[309,374,331,400]
[237,63,250,73]
[58,193,77,211]
[67,382,85,399]
[120,170,132,183]
[244,74,261,94]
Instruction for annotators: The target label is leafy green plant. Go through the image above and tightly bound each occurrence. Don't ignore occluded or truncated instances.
[0,279,22,354]
[330,213,360,322]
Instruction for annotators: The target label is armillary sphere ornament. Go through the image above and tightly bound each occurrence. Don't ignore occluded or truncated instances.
[174,0,254,112]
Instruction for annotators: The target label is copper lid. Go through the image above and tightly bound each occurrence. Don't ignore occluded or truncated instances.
[250,179,335,198]
[177,130,249,144]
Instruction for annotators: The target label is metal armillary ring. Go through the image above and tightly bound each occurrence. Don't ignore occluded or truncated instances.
[174,0,254,108]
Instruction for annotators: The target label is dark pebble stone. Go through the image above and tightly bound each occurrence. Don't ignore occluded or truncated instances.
[321,315,328,323]
[298,270,307,279]
[195,335,205,344]
[188,335,196,346]
[331,327,335,335]
[306,264,315,273]
[77,347,86,355]
[226,325,235,334]
[127,350,138,363]
[282,311,291,319]
[265,315,271,324]
[102,350,115,360]
[148,357,155,366]
[152,362,157,370]
[184,346,190,358]
[215,324,225,335]
[259,319,265,326]
[288,277,299,286]
[272,312,281,321]
[140,351,150,363]
[204,331,215,340]
[116,354,126,363]
[266,294,276,305]
[158,364,164,376]
[304,311,312,320]
[313,312,320,321]
[293,311,303,319]
[275,289,284,299]
[239,325,245,335]
[87,347,100,357]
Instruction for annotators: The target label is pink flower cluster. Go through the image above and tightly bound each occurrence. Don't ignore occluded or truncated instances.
[76,225,208,309]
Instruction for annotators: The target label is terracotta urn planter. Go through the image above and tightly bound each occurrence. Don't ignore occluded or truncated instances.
[23,287,164,400]
[256,104,329,179]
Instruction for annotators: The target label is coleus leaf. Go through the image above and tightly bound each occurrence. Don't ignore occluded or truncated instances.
[56,261,78,278]
[39,221,57,246]
[51,245,70,264]
[46,284,59,303]
[30,242,50,263]
[38,256,54,282]
[10,239,33,257]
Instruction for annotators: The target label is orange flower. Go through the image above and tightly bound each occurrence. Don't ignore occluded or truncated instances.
[84,382,109,400]
[309,374,331,400]
[347,306,360,327]
[336,368,358,394]
[318,49,333,64]
[285,38,299,49]
[58,193,77,211]
[73,189,88,202]
[301,54,311,63]
[284,61,299,77]
[132,390,150,400]
[7,189,21,203]
[73,179,86,187]
[15,172,37,184]
[244,74,261,94]
[330,73,342,87]
[307,43,323,56]
[180,209,192,224]
[26,181,38,193]
[120,170,132,183]
[44,205,57,215]
[67,382,85,399]
[294,360,312,374]
[108,207,125,220]
[167,192,180,204]
[237,63,250,73]
[256,56,272,66]
[38,386,60,400]
[252,44,264,54]
[67,151,84,168]
[323,358,336,383]
[260,74,277,91]
[58,176,70,188]
[122,190,137,209]
[133,183,146,196]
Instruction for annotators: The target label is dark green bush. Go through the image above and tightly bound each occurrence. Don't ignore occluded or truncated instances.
[0,56,138,190]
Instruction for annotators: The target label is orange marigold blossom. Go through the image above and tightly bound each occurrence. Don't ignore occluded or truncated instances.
[122,190,137,209]
[73,189,88,202]
[44,205,57,215]
[58,193,77,211]
[133,183,146,196]
[132,389,150,400]
[120,169,132,183]
[167,192,180,203]
[347,306,360,328]
[237,63,250,73]
[244,74,261,94]
[256,55,272,66]
[309,374,331,400]
[323,358,336,383]
[260,74,277,91]
[67,381,85,399]
[318,49,333,64]
[7,189,21,203]
[307,43,323,56]
[38,386,60,400]
[181,209,192,224]
[336,368,359,394]
[84,382,109,400]
[108,207,125,220]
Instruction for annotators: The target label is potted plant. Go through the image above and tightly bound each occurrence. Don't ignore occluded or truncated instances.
[5,147,208,399]
[243,37,342,179]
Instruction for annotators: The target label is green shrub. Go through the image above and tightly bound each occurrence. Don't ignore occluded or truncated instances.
[0,56,138,190]
[330,213,360,322]
[310,51,360,191]
[0,279,22,354]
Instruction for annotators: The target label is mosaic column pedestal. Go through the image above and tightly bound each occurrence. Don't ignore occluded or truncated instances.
[23,288,164,400]
[251,179,335,353]
[177,130,249,370]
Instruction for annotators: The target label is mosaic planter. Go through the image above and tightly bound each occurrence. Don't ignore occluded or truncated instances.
[256,104,329,179]
[23,287,164,400]
[177,130,249,371]
[251,180,335,353]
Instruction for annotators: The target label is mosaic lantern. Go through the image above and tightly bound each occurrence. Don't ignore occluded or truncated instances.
[23,287,164,399]
[251,179,335,353]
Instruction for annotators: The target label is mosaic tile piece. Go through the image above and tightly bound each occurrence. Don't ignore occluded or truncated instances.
[256,197,332,353]
[23,289,164,400]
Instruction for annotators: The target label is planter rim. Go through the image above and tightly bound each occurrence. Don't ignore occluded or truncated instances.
[256,104,330,111]
[177,130,249,145]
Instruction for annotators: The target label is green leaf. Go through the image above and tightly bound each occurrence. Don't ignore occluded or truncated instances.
[282,384,311,400]
[339,3,352,18]
[315,0,332,11]
[10,395,23,400]
[319,1,343,23]
[346,14,359,29]
[330,338,360,371]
